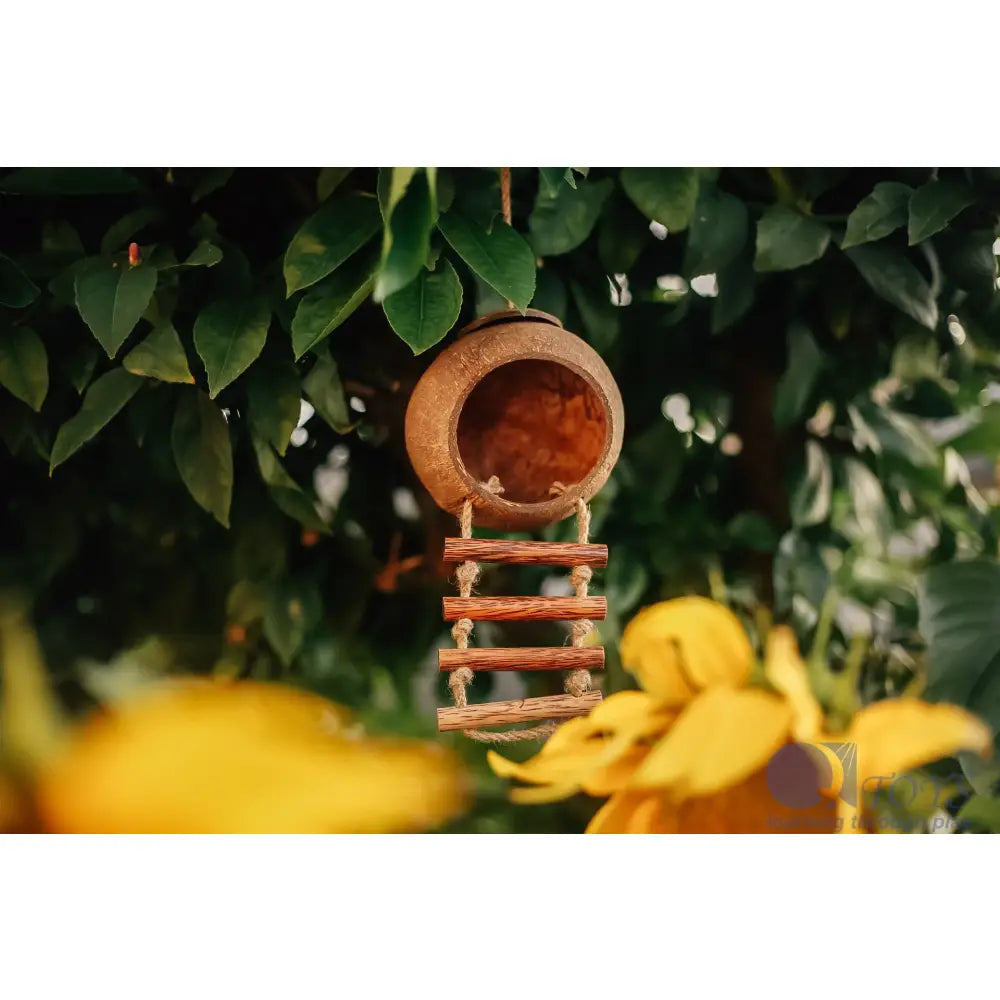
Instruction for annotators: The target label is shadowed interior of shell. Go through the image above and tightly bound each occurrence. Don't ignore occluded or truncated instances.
[455,359,608,503]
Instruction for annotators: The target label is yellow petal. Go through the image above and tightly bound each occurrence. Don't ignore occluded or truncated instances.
[586,791,675,833]
[581,746,649,795]
[764,626,824,740]
[35,681,467,833]
[0,596,64,771]
[619,597,753,702]
[488,690,672,800]
[846,698,992,789]
[630,687,792,798]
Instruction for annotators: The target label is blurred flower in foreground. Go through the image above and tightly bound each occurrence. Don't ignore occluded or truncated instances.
[489,597,991,833]
[0,597,467,833]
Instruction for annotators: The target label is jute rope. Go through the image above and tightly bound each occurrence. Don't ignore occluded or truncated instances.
[499,167,516,312]
[446,478,594,744]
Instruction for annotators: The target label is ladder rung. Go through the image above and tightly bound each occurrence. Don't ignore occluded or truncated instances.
[438,647,605,672]
[437,691,603,731]
[443,538,608,567]
[442,596,606,622]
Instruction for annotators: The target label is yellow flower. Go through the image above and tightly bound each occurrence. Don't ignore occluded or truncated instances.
[489,598,991,833]
[1,599,467,834]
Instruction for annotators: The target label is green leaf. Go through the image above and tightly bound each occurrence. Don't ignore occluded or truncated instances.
[0,325,48,411]
[247,361,301,456]
[948,406,1000,457]
[790,440,832,527]
[620,168,699,231]
[845,244,938,329]
[841,182,912,249]
[754,206,830,272]
[179,241,224,268]
[438,211,535,311]
[375,170,436,302]
[726,512,778,552]
[42,220,85,255]
[0,255,40,308]
[317,168,352,202]
[774,322,824,429]
[918,560,1000,711]
[529,178,614,256]
[122,322,194,384]
[957,795,1000,833]
[530,268,568,319]
[283,192,381,296]
[539,168,571,198]
[171,388,233,527]
[0,168,137,195]
[683,187,748,276]
[49,368,144,472]
[303,351,352,433]
[711,251,756,334]
[100,207,162,254]
[63,343,98,395]
[570,279,619,354]
[908,179,974,245]
[291,249,376,359]
[848,400,939,467]
[192,168,234,203]
[597,198,650,273]
[74,259,158,357]
[264,579,322,667]
[251,434,329,534]
[842,458,891,545]
[382,259,463,355]
[193,295,271,397]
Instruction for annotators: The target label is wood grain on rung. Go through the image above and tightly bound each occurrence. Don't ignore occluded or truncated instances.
[442,596,606,622]
[442,538,608,567]
[438,647,605,672]
[437,690,603,731]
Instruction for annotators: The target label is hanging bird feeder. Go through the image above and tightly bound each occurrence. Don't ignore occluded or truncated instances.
[404,171,624,743]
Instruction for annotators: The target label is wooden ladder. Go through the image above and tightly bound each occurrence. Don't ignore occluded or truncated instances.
[436,538,607,733]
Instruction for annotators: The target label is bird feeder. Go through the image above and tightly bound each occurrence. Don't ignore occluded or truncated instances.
[405,308,624,742]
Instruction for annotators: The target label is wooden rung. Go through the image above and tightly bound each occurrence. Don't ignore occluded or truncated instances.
[443,538,608,568]
[443,596,606,622]
[437,690,603,731]
[439,647,605,672]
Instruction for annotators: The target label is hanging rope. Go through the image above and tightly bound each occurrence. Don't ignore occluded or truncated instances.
[499,167,516,312]
[446,480,594,744]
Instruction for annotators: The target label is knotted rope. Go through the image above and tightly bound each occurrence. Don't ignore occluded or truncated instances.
[446,478,594,744]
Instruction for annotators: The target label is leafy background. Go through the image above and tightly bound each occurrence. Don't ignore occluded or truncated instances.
[4,166,1000,832]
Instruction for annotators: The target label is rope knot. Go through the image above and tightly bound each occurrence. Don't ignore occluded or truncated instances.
[570,565,593,589]
[565,668,592,698]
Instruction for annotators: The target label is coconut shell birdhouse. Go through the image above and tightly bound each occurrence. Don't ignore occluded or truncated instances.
[405,307,624,743]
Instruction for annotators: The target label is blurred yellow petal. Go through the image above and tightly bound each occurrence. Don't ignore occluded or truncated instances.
[35,682,467,833]
[630,687,792,798]
[846,698,992,789]
[620,597,753,702]
[764,626,823,740]
[587,791,660,833]
[581,746,649,796]
[0,596,64,771]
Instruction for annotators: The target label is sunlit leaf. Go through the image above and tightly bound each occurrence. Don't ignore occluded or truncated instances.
[283,192,381,296]
[122,322,194,384]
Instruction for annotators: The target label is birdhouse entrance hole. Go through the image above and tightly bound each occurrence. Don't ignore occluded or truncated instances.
[456,359,608,503]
